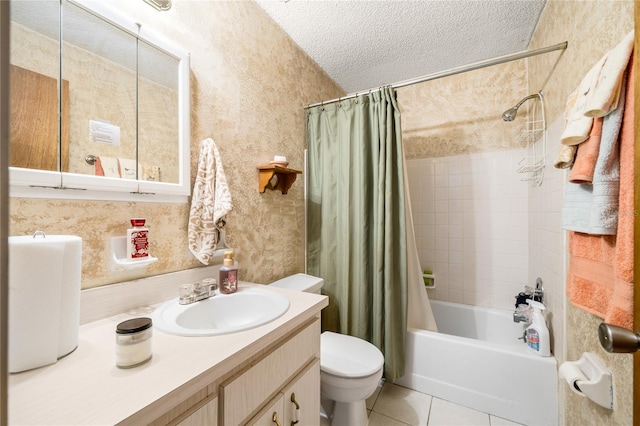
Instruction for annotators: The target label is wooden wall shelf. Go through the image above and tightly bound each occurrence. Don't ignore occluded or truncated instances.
[257,165,302,194]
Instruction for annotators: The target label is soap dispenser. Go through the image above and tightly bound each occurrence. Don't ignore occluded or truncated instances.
[219,250,238,294]
[525,300,551,357]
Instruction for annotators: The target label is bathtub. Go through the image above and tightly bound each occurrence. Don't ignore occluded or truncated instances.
[395,300,558,426]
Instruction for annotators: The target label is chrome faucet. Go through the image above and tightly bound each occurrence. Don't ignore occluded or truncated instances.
[179,279,217,305]
[513,277,545,323]
[533,277,544,304]
[513,301,530,323]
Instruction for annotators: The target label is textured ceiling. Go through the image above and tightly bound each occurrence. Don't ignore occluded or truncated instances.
[256,0,546,93]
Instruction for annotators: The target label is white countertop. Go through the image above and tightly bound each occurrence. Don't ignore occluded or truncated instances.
[9,284,327,425]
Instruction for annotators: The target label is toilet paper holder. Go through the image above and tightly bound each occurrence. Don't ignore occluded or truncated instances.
[559,352,613,410]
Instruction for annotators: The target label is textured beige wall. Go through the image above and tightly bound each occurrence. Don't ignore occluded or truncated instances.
[397,59,528,159]
[528,1,634,425]
[9,0,343,288]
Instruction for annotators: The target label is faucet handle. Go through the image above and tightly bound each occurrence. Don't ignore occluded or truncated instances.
[202,278,217,295]
[179,283,194,304]
[534,277,544,303]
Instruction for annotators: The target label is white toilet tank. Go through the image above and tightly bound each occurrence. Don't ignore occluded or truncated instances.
[270,273,324,294]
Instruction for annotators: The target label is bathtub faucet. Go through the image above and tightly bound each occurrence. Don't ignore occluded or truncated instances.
[533,277,544,304]
[513,310,529,323]
[513,278,545,323]
[513,301,531,323]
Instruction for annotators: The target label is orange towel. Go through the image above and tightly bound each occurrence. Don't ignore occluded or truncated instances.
[94,157,105,176]
[567,52,634,330]
[568,117,603,184]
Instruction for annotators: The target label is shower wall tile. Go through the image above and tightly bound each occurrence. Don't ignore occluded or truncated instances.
[527,116,567,361]
[407,148,530,310]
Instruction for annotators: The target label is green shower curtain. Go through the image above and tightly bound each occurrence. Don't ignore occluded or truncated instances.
[306,87,407,381]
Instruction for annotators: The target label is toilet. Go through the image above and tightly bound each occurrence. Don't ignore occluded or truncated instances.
[270,273,384,426]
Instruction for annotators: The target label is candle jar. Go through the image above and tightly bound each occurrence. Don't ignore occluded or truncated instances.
[116,317,152,368]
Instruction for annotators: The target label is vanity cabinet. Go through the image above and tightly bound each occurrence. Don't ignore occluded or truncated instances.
[249,394,284,426]
[220,318,320,425]
[156,317,321,426]
[8,276,328,426]
[246,360,320,426]
[281,360,321,426]
[176,396,218,426]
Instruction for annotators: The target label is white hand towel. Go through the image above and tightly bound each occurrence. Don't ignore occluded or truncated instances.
[560,55,607,145]
[584,30,634,117]
[188,138,233,265]
[561,72,626,235]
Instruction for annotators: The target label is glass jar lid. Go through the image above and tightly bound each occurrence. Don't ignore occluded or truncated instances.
[116,317,152,334]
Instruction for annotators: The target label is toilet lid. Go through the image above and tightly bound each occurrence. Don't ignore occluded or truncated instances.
[320,331,384,378]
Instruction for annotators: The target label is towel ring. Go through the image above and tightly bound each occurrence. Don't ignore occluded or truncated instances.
[85,154,97,165]
[32,230,46,239]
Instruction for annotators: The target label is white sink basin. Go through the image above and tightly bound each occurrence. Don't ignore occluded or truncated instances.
[152,286,290,336]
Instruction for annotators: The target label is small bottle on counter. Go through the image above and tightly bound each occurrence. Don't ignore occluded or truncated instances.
[127,218,149,260]
[115,317,153,368]
[219,250,238,294]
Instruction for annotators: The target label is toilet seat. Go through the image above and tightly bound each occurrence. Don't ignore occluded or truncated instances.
[320,331,384,378]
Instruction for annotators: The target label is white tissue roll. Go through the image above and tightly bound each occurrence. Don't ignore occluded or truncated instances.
[55,236,82,358]
[8,235,82,373]
[559,361,588,396]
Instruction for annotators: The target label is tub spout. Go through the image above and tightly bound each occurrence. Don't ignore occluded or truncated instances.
[513,305,530,323]
[513,312,529,323]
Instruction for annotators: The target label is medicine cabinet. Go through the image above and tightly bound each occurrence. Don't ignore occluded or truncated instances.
[9,0,190,202]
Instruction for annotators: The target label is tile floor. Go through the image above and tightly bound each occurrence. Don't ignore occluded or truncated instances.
[362,382,525,426]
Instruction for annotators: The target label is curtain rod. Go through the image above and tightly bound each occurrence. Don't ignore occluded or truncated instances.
[305,41,568,109]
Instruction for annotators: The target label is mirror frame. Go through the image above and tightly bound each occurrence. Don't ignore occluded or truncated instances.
[9,0,190,203]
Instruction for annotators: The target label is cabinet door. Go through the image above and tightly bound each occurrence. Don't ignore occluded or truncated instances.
[176,396,218,426]
[248,393,284,426]
[220,319,320,424]
[282,360,320,426]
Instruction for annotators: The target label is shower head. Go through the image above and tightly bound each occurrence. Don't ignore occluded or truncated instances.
[502,93,541,122]
[502,107,519,122]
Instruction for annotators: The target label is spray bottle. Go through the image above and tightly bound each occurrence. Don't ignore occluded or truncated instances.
[525,300,551,357]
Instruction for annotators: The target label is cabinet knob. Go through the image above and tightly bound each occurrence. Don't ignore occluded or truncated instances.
[290,393,300,425]
[271,412,282,426]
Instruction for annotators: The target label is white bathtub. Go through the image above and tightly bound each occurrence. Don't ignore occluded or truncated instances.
[396,300,558,426]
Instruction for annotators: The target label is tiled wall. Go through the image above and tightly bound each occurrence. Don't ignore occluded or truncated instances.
[527,116,567,360]
[406,148,531,311]
[407,116,568,361]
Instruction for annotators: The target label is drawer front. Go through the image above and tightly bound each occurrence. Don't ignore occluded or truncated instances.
[175,396,218,426]
[220,318,320,425]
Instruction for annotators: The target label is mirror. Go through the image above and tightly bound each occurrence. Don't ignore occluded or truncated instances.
[10,0,62,172]
[9,0,190,200]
